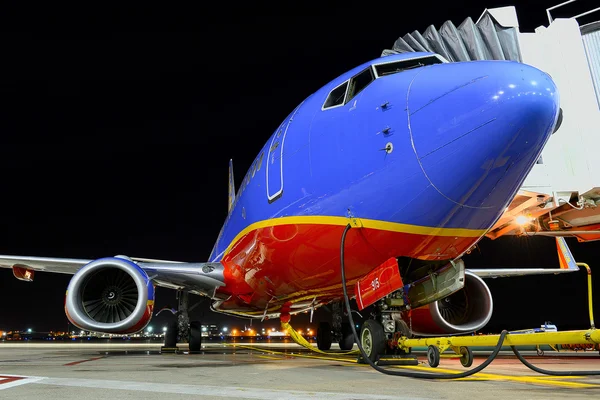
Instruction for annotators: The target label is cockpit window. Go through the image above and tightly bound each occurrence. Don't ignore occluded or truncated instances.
[374,56,442,77]
[323,81,348,109]
[346,67,374,103]
[322,55,445,111]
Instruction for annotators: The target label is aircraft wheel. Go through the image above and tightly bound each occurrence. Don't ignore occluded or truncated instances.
[317,322,332,351]
[459,346,473,367]
[189,321,202,353]
[427,345,440,368]
[338,322,354,351]
[395,319,413,338]
[360,320,385,363]
[164,320,178,348]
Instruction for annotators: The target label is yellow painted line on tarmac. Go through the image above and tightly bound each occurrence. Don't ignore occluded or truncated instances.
[257,355,283,360]
[226,343,359,363]
[394,364,598,388]
[227,344,598,388]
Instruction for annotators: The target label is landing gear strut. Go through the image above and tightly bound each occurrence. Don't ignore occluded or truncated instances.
[172,290,202,353]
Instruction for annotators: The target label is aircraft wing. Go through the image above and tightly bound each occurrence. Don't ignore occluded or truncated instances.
[468,267,578,278]
[468,237,580,278]
[0,255,225,297]
[0,255,90,275]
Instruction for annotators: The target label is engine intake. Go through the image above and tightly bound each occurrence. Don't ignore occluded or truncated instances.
[406,271,493,335]
[65,257,155,334]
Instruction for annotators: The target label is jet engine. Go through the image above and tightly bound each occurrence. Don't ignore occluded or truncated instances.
[65,257,155,334]
[405,271,493,335]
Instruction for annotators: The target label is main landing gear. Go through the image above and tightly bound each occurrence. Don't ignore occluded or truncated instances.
[316,301,356,351]
[162,290,203,353]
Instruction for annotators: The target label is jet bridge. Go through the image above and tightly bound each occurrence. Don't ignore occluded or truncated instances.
[383,1,600,242]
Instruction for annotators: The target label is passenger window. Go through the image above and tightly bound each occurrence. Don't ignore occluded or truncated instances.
[346,67,374,102]
[323,81,348,109]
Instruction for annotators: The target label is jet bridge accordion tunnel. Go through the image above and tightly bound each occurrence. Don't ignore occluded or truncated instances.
[381,10,522,62]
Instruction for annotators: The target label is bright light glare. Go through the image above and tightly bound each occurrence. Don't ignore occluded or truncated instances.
[516,215,529,225]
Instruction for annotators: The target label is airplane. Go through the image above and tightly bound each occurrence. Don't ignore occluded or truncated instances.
[0,51,570,362]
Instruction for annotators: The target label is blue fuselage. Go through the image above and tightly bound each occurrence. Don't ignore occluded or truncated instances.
[210,52,559,265]
[210,53,559,312]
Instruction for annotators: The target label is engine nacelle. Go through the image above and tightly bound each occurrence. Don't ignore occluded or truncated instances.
[405,271,493,335]
[65,257,155,334]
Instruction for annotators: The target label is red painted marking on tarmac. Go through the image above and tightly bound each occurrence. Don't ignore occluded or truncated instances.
[0,376,25,385]
[63,356,105,366]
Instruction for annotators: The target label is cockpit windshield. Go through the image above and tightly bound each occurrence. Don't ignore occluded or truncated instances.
[373,55,443,77]
[322,54,445,110]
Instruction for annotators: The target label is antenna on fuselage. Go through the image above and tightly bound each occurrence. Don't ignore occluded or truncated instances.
[228,159,235,212]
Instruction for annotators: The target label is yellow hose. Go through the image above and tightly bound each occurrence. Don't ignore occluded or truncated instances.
[281,321,359,355]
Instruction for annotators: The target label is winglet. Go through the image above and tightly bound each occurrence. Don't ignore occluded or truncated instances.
[556,237,578,271]
[228,159,235,212]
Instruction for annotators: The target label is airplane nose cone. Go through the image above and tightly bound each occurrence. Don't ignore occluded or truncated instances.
[407,61,559,209]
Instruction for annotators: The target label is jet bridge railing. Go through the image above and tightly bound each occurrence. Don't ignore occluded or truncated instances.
[546,0,600,25]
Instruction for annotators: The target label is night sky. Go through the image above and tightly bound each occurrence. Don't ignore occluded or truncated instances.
[1,1,599,335]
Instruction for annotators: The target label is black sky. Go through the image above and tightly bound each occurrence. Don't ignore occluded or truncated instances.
[1,1,599,334]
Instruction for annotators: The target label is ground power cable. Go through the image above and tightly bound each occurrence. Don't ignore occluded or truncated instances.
[511,345,600,376]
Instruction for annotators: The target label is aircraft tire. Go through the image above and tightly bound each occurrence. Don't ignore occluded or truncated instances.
[339,322,354,350]
[360,320,385,362]
[317,322,332,351]
[189,321,202,352]
[164,320,178,348]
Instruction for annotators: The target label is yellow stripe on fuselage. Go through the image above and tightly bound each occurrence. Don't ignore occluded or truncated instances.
[223,216,486,256]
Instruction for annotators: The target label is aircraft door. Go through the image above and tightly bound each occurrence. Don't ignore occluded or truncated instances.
[266,104,302,203]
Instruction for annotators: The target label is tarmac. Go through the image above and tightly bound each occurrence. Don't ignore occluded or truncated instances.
[1,340,600,399]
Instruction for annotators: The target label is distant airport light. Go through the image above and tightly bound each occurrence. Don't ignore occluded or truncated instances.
[147,326,153,333]
[162,326,167,332]
[27,328,32,333]
[223,327,228,332]
[201,327,207,332]
[2,332,6,336]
